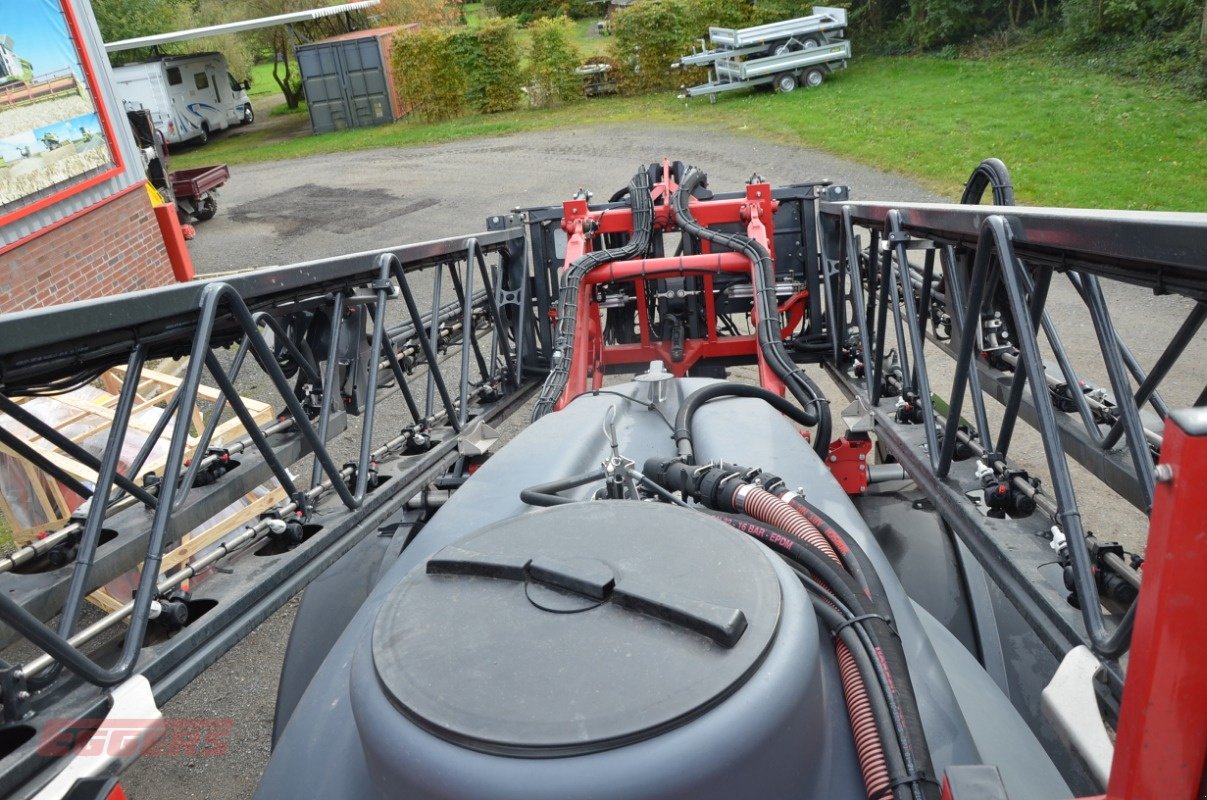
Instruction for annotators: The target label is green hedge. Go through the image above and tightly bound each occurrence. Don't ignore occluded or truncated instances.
[609,0,790,94]
[393,28,467,121]
[528,16,583,106]
[491,0,595,23]
[454,18,524,113]
[610,0,695,94]
[393,21,522,121]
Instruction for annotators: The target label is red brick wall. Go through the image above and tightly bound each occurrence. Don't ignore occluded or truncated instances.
[0,187,176,314]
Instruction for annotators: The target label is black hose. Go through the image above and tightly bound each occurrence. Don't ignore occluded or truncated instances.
[781,495,939,800]
[674,382,819,463]
[960,158,1015,206]
[519,468,608,506]
[809,592,912,798]
[670,166,832,457]
[665,464,937,800]
[531,167,656,421]
[701,503,923,800]
[782,495,891,617]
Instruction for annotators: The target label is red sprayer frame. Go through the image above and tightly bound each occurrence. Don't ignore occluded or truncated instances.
[1089,410,1207,800]
[554,161,806,411]
[556,167,1207,799]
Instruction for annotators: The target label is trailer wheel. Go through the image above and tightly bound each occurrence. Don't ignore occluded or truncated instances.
[804,68,825,88]
[774,73,798,93]
[194,195,218,222]
[801,36,821,49]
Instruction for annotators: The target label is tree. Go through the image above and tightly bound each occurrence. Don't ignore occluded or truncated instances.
[239,0,460,110]
[375,0,462,25]
[92,0,192,63]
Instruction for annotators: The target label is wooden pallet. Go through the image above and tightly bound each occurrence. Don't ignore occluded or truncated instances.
[0,366,274,547]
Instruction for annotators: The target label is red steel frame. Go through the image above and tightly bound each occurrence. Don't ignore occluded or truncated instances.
[554,162,806,410]
[1088,410,1207,800]
[558,168,1207,799]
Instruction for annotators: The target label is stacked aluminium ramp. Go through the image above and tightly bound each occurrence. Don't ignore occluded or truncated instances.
[677,6,851,100]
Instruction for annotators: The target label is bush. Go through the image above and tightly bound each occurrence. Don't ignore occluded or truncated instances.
[393,28,468,121]
[493,0,595,23]
[528,16,583,106]
[393,21,522,120]
[609,0,809,94]
[610,0,696,94]
[454,18,525,113]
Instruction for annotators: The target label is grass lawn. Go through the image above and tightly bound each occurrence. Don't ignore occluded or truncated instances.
[246,61,299,97]
[0,510,12,555]
[175,52,1205,211]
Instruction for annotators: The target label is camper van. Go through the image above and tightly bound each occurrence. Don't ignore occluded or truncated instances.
[112,52,253,145]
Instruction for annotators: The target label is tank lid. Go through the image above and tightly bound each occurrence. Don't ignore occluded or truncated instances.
[370,501,782,757]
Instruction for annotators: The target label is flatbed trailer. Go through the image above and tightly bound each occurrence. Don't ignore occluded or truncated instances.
[677,7,851,99]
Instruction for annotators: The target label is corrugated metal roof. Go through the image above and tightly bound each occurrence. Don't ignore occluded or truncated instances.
[104,1,381,53]
[305,23,418,45]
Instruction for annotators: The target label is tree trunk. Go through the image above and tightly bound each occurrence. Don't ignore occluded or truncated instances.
[269,31,303,109]
[1201,0,1206,51]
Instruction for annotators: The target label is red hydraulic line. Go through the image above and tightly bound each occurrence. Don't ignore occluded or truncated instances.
[580,252,751,286]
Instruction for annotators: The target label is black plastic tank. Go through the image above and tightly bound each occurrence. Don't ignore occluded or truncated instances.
[348,500,830,799]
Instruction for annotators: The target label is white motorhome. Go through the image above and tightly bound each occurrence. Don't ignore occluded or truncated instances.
[112,52,253,145]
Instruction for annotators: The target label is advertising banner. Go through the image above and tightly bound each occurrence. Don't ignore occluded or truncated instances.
[0,0,119,216]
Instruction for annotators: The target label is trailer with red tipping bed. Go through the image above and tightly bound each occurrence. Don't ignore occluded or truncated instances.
[0,157,1204,800]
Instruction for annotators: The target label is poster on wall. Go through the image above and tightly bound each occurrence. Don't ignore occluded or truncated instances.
[0,0,118,215]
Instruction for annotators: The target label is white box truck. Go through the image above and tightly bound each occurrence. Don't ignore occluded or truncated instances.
[112,52,253,146]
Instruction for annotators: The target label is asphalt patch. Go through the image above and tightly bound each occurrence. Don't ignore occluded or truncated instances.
[228,184,435,237]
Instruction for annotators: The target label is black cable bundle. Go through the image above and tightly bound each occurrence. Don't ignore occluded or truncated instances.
[531,167,656,421]
[669,166,832,456]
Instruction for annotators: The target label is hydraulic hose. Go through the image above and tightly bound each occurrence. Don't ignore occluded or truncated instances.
[960,158,1015,206]
[532,167,655,420]
[699,502,898,800]
[780,493,889,611]
[674,382,819,463]
[739,485,840,563]
[670,166,831,456]
[519,468,608,507]
[648,457,939,800]
[837,637,894,798]
[770,493,940,800]
[735,487,937,800]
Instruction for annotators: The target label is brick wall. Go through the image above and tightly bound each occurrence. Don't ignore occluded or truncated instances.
[0,186,176,314]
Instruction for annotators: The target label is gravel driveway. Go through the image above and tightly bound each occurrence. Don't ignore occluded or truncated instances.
[121,124,1202,799]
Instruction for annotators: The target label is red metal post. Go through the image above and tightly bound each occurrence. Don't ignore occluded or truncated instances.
[1103,408,1207,800]
[153,201,196,282]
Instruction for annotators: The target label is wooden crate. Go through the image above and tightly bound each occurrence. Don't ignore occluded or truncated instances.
[0,366,274,546]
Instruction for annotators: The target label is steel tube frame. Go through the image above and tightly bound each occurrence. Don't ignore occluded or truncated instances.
[0,232,524,707]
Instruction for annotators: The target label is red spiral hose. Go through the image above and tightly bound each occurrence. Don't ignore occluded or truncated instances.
[735,485,893,800]
[739,486,839,562]
[838,641,893,799]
